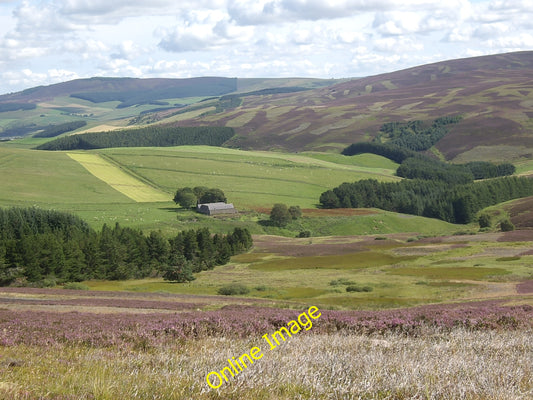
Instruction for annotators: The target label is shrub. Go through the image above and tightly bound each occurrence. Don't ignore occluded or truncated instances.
[42,277,58,288]
[346,285,373,292]
[269,203,291,227]
[288,205,302,220]
[500,219,515,232]
[63,282,90,290]
[298,230,311,238]
[330,278,357,286]
[478,213,492,228]
[254,285,267,291]
[217,283,250,296]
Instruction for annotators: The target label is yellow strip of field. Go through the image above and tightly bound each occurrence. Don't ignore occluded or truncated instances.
[67,153,169,202]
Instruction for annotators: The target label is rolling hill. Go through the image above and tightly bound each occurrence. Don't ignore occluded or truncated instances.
[1,51,533,163]
[165,51,533,161]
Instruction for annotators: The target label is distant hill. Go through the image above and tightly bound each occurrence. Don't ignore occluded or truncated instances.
[163,51,533,161]
[0,76,335,139]
[2,52,533,162]
[0,77,238,106]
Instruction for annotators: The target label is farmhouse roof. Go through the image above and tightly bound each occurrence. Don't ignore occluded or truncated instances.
[198,202,235,210]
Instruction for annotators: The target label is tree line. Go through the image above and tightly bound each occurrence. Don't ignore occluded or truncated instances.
[173,187,227,208]
[35,126,235,151]
[0,207,252,286]
[319,176,533,224]
[342,116,515,183]
[33,121,87,138]
[0,103,37,113]
[396,157,516,184]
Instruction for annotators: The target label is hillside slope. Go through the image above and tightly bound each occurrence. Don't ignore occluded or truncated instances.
[0,76,335,140]
[167,51,533,161]
[2,52,533,162]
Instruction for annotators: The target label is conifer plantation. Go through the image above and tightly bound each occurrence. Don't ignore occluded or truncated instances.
[0,207,252,286]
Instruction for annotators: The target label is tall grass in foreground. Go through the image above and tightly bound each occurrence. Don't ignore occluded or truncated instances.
[0,329,531,399]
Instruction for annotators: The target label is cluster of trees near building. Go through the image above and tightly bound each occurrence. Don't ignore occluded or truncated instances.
[0,207,252,286]
[35,126,235,151]
[173,186,227,208]
[321,116,528,224]
[269,204,302,227]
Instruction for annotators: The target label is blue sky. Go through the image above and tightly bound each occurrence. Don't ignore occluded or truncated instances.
[0,0,532,94]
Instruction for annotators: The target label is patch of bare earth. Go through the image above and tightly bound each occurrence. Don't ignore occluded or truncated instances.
[517,280,533,294]
[251,207,378,217]
[250,234,411,257]
[497,230,533,242]
[506,196,533,229]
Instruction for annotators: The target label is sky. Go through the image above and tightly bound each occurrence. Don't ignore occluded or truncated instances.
[0,0,532,94]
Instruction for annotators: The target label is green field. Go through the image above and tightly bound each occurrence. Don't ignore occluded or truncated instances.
[1,141,531,310]
[0,146,131,205]
[96,146,399,209]
[82,233,533,309]
[67,153,169,202]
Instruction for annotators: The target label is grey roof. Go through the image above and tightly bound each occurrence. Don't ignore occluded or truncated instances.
[198,202,235,210]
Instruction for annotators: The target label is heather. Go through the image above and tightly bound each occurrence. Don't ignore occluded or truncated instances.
[1,329,531,399]
[1,300,532,348]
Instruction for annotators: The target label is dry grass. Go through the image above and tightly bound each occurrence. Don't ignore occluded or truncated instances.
[0,329,531,399]
[67,153,169,202]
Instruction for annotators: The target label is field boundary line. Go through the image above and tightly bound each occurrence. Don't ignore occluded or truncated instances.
[99,152,169,193]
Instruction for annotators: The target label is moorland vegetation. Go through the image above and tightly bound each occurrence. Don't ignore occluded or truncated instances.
[1,53,533,399]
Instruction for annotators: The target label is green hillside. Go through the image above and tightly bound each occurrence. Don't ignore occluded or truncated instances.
[0,143,466,236]
[1,144,398,210]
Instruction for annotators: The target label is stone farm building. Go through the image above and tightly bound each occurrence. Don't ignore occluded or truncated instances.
[197,202,237,216]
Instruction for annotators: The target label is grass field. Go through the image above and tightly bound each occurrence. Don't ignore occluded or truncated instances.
[79,231,533,309]
[0,146,131,205]
[96,146,399,209]
[0,144,420,236]
[67,153,169,202]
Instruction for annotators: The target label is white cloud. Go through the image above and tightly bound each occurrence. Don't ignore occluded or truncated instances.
[1,68,79,89]
[374,36,424,53]
[0,0,532,93]
[485,32,533,50]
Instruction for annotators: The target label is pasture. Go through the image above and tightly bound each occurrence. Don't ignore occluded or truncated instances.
[1,144,447,237]
[67,153,169,202]
[96,146,399,209]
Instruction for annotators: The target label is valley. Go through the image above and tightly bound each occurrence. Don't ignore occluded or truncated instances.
[0,51,532,400]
